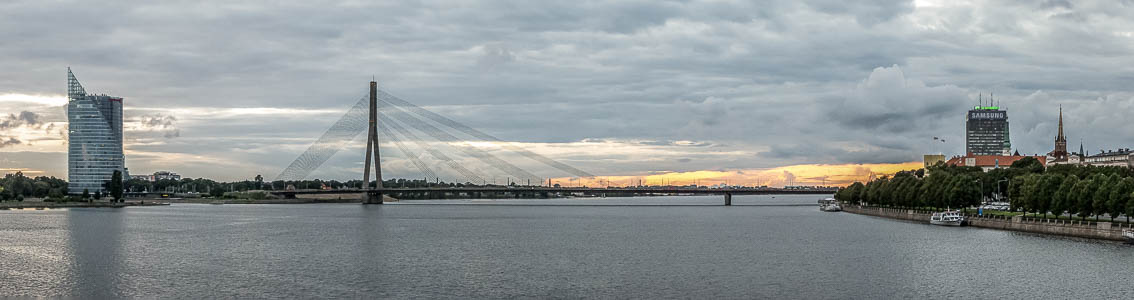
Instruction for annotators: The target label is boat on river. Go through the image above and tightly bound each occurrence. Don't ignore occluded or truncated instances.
[1123,229,1134,244]
[930,211,965,226]
[818,198,841,212]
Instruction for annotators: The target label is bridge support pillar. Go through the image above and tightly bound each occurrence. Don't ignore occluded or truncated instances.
[724,193,732,206]
[364,191,383,204]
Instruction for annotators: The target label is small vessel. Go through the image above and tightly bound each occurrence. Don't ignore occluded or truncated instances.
[1123,229,1134,244]
[818,198,841,212]
[930,211,965,226]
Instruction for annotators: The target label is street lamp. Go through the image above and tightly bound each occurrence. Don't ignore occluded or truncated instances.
[997,178,1009,202]
[972,179,984,203]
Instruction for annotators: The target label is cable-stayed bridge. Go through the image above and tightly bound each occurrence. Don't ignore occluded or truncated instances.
[273,80,835,204]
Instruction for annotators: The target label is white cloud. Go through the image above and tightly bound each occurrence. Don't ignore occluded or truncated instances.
[3,0,1134,181]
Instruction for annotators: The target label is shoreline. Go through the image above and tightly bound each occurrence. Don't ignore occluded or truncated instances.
[842,204,1131,242]
[0,201,169,209]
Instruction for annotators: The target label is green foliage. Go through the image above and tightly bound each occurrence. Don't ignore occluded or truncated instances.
[107,170,124,202]
[82,189,90,200]
[843,159,1134,222]
[0,172,67,199]
[1009,157,1045,174]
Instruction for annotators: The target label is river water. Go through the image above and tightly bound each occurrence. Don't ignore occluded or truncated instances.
[2,195,1132,298]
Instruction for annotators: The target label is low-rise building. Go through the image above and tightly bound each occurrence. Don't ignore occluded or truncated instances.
[1084,149,1134,168]
[944,154,1047,172]
[130,171,183,181]
[152,171,181,181]
[923,154,946,168]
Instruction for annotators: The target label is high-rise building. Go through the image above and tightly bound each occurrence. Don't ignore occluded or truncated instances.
[965,105,1011,156]
[67,68,127,194]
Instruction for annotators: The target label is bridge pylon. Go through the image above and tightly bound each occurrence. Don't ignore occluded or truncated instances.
[362,80,383,204]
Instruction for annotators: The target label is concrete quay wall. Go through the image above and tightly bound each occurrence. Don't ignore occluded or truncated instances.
[843,205,1130,242]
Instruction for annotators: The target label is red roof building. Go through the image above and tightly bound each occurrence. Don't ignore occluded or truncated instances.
[944,154,1046,171]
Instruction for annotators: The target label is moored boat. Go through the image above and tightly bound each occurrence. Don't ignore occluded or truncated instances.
[930,211,965,226]
[818,198,841,212]
[1123,229,1134,244]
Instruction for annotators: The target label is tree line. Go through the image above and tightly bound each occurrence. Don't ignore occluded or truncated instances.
[0,172,67,201]
[834,157,1134,222]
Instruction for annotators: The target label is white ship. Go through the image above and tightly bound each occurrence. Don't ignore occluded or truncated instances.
[818,198,841,212]
[930,211,965,226]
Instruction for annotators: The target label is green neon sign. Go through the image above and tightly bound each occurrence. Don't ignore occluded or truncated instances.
[973,106,1000,110]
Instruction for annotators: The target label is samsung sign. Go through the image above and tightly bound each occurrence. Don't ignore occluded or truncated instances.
[969,111,1006,119]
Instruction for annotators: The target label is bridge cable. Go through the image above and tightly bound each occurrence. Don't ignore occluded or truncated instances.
[376,119,439,181]
[379,99,541,183]
[377,90,595,178]
[379,113,485,184]
[275,93,369,181]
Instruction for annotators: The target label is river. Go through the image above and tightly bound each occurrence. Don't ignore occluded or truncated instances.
[2,194,1132,298]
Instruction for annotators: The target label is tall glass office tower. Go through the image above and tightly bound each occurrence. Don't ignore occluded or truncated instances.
[67,68,126,194]
[965,106,1011,156]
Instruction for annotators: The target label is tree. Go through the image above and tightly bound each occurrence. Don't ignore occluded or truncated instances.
[1044,174,1064,218]
[1107,178,1133,222]
[93,190,102,200]
[1092,174,1119,221]
[108,170,124,202]
[1127,191,1134,223]
[1051,175,1079,220]
[1009,157,1045,174]
[1077,178,1098,220]
[209,187,225,198]
[82,189,90,200]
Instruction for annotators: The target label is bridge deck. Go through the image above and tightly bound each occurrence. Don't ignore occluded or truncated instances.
[275,187,836,195]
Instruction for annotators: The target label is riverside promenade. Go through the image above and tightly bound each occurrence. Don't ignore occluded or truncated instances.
[0,200,169,209]
[843,205,1132,242]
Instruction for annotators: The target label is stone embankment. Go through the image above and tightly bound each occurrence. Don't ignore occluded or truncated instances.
[843,205,1131,242]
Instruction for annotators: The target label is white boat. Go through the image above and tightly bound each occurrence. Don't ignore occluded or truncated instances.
[1123,229,1134,244]
[930,211,965,226]
[818,198,841,212]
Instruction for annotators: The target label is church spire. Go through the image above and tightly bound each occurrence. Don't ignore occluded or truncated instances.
[1056,105,1065,142]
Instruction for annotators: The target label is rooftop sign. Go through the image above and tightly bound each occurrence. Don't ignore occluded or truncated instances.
[973,106,1000,110]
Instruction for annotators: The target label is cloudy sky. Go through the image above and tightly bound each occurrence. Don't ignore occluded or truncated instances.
[3,0,1134,186]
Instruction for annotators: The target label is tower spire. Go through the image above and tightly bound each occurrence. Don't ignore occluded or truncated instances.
[67,67,86,100]
[1057,105,1064,141]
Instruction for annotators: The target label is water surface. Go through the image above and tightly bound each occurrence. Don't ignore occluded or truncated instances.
[2,195,1132,298]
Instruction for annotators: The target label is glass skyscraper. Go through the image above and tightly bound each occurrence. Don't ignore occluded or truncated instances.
[965,106,1011,156]
[67,68,127,194]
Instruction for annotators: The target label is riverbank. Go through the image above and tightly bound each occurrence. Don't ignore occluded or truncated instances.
[161,194,398,204]
[843,204,1132,242]
[0,200,169,209]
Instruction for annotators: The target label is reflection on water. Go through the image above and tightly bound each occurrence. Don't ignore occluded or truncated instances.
[1,195,1133,298]
[66,208,125,298]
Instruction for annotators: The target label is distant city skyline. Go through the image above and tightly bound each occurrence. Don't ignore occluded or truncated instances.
[3,1,1134,187]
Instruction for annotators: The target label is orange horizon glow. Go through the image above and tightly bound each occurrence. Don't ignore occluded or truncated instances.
[547,161,924,188]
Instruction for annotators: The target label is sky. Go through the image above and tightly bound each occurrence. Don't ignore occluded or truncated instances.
[2,0,1134,187]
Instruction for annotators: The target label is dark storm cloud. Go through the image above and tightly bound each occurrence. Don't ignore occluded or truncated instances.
[4,0,1134,180]
[0,136,21,148]
[0,111,42,129]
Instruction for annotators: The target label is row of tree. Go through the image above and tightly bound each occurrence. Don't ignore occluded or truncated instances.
[1012,172,1134,221]
[834,157,1134,221]
[0,172,68,201]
